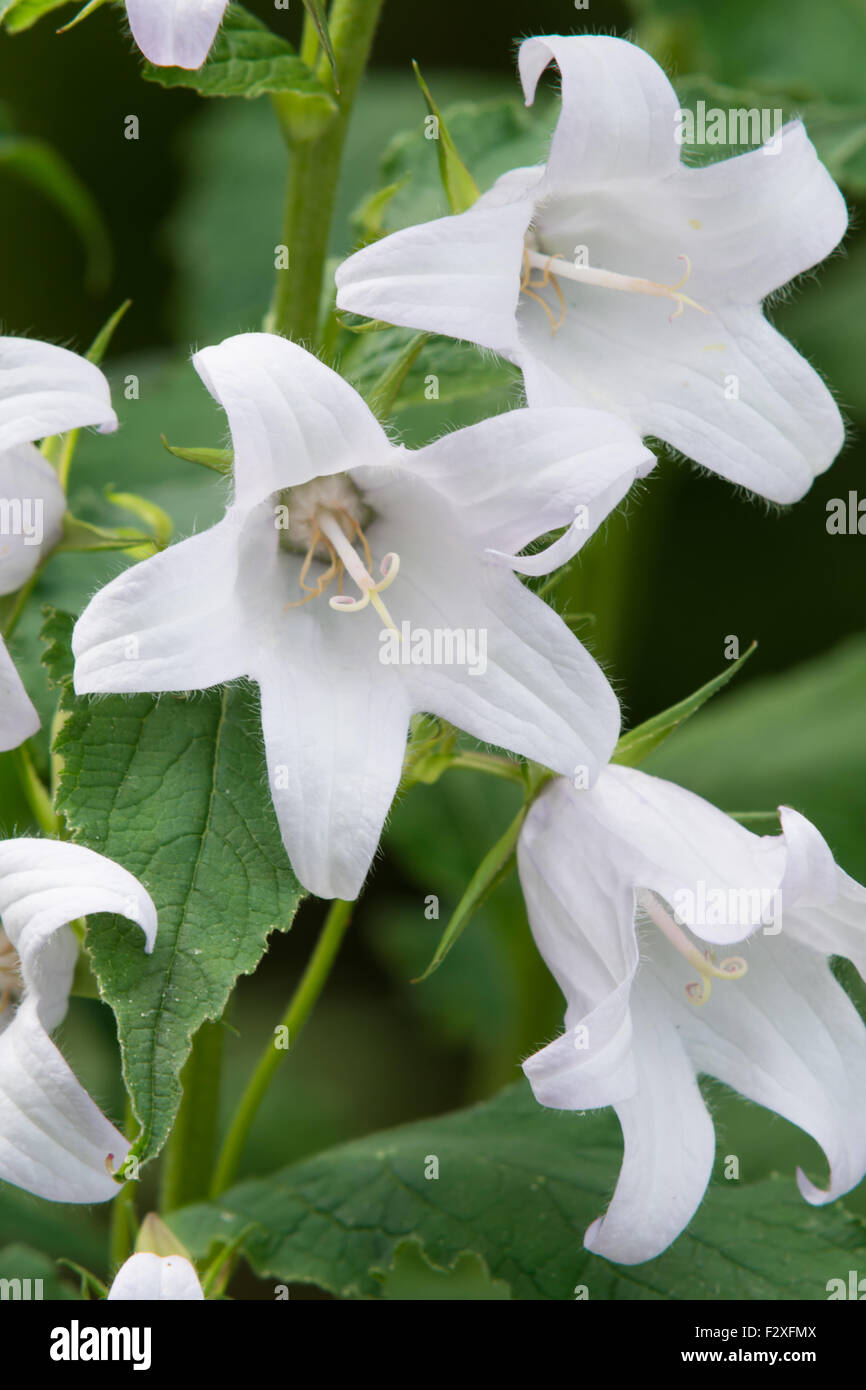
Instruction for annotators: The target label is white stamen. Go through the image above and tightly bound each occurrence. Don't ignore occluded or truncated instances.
[524,250,709,322]
[318,512,401,634]
[636,888,747,1006]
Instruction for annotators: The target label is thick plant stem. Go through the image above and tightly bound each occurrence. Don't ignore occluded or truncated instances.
[210,898,353,1197]
[159,1020,225,1212]
[269,0,385,343]
[109,1099,138,1272]
[12,743,62,836]
[109,1181,137,1273]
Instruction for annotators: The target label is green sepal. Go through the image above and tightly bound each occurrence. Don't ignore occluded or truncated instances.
[58,515,155,555]
[613,641,757,767]
[412,61,480,214]
[162,436,234,475]
[417,803,528,980]
[300,0,338,91]
[143,4,338,140]
[105,488,173,548]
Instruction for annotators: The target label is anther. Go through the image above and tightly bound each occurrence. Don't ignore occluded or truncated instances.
[316,511,402,636]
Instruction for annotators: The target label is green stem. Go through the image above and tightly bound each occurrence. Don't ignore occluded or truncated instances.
[109,1098,139,1272]
[109,1181,137,1272]
[1,574,38,641]
[210,898,354,1197]
[269,0,385,343]
[159,1020,224,1212]
[448,750,525,784]
[57,429,80,493]
[12,743,61,835]
[299,8,319,67]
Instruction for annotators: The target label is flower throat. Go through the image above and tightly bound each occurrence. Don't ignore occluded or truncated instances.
[278,476,400,634]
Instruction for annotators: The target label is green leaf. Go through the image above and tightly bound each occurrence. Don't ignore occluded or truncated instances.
[169,1082,866,1300]
[371,1239,510,1300]
[2,0,73,32]
[638,0,866,108]
[41,606,75,686]
[0,134,111,291]
[613,641,757,768]
[56,0,109,34]
[0,1179,105,1270]
[645,635,866,884]
[50,616,305,1165]
[411,62,480,214]
[0,1245,80,1300]
[343,325,520,420]
[143,4,338,130]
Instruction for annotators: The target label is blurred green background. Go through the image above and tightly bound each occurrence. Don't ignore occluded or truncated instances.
[0,0,864,1297]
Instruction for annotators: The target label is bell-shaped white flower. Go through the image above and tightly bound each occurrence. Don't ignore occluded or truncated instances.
[108,1252,204,1300]
[519,768,866,1264]
[72,332,653,900]
[125,0,228,69]
[336,35,848,504]
[0,838,157,1203]
[0,336,117,753]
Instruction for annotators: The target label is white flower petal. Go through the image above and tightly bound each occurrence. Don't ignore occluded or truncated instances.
[651,930,866,1208]
[376,478,621,782]
[554,768,784,943]
[0,838,157,1015]
[193,333,393,509]
[73,512,253,694]
[250,603,411,902]
[0,337,115,454]
[519,273,842,502]
[126,0,228,69]
[0,445,66,595]
[0,839,156,1203]
[335,195,533,356]
[412,406,654,573]
[0,1001,130,1203]
[777,807,866,983]
[583,988,716,1265]
[108,1252,204,1300]
[520,784,639,1110]
[0,637,39,752]
[670,124,847,303]
[519,35,682,190]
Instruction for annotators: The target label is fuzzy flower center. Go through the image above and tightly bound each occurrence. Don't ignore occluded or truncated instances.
[278,475,401,635]
[636,888,747,1006]
[520,240,709,334]
[0,927,22,1017]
